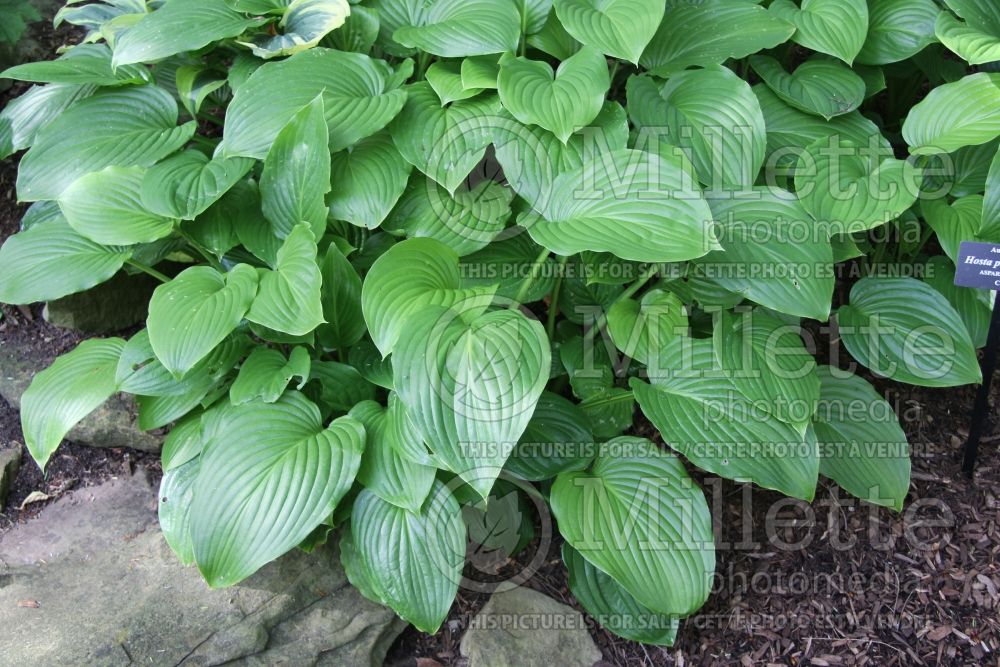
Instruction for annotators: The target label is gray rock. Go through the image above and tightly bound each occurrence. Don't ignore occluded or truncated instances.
[0,469,407,666]
[460,586,602,667]
[0,443,21,511]
[43,270,158,334]
[0,337,162,453]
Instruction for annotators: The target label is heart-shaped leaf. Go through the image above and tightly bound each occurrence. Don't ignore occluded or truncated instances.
[857,0,940,65]
[505,390,595,481]
[229,346,311,404]
[770,0,869,64]
[903,72,1000,155]
[923,194,986,262]
[140,150,254,221]
[426,60,485,105]
[329,130,413,229]
[936,0,1000,65]
[246,224,326,336]
[60,166,176,245]
[384,0,521,57]
[497,45,609,143]
[750,55,866,120]
[393,305,550,499]
[607,289,688,366]
[190,392,364,587]
[552,0,664,63]
[240,0,350,59]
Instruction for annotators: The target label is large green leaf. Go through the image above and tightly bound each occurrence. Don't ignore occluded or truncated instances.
[527,149,720,263]
[770,0,869,64]
[394,306,550,499]
[902,72,1000,155]
[386,0,521,57]
[460,233,557,302]
[837,277,982,387]
[17,85,196,201]
[606,289,688,366]
[552,0,663,63]
[147,264,259,378]
[698,189,835,321]
[117,329,247,399]
[497,45,609,144]
[923,194,987,262]
[112,0,266,66]
[813,366,910,511]
[750,55,865,120]
[344,481,465,633]
[563,543,678,646]
[426,60,484,106]
[795,138,920,235]
[936,1,1000,65]
[240,0,350,58]
[0,217,131,305]
[505,390,595,481]
[0,81,95,159]
[550,437,715,617]
[361,237,497,355]
[383,177,513,256]
[1,43,147,86]
[229,346,311,404]
[923,255,993,348]
[328,130,413,229]
[349,400,436,513]
[59,166,175,245]
[246,224,325,336]
[316,243,366,349]
[632,66,766,188]
[21,338,126,470]
[158,457,199,566]
[857,0,940,65]
[139,150,254,221]
[260,95,331,239]
[389,82,501,193]
[632,338,820,500]
[983,143,1000,238]
[639,0,794,76]
[190,393,364,587]
[222,48,409,158]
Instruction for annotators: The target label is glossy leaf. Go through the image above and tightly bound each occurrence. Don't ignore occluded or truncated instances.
[902,73,1000,155]
[552,0,664,63]
[246,224,326,336]
[750,55,865,120]
[60,166,176,245]
[770,0,869,64]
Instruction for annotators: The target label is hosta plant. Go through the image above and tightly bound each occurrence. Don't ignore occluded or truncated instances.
[1,0,998,645]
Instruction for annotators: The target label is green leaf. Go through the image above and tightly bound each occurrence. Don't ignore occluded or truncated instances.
[187,179,251,260]
[389,0,521,57]
[307,360,377,414]
[17,85,196,202]
[770,0,869,64]
[394,306,550,499]
[607,289,688,366]
[349,400,435,512]
[632,338,820,500]
[505,391,595,481]
[383,177,513,256]
[240,0,350,58]
[563,543,678,646]
[147,264,259,378]
[903,73,1000,155]
[461,54,501,90]
[112,0,266,66]
[316,243,366,349]
[230,346,311,404]
[982,143,1000,237]
[857,0,940,65]
[361,237,497,355]
[550,437,715,617]
[345,480,466,633]
[174,65,226,116]
[158,457,200,566]
[527,7,581,60]
[426,60,485,106]
[795,138,920,235]
[260,95,331,240]
[813,366,910,511]
[389,82,501,193]
[0,217,130,305]
[246,224,326,336]
[923,194,986,262]
[699,189,835,321]
[326,4,379,52]
[460,233,557,302]
[119,330,249,399]
[0,82,95,159]
[936,4,1000,66]
[1,43,147,86]
[222,48,409,159]
[21,338,126,470]
[639,0,794,76]
[160,410,204,471]
[190,393,364,587]
[349,338,395,390]
[750,55,865,120]
[923,255,993,348]
[140,150,254,221]
[637,65,766,188]
[527,149,720,263]
[552,0,663,63]
[328,130,413,229]
[497,46,609,144]
[837,277,982,387]
[580,388,634,439]
[59,166,175,245]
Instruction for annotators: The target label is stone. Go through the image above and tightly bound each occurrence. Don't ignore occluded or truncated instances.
[0,337,162,453]
[460,586,602,667]
[0,443,21,511]
[0,468,407,666]
[43,270,159,334]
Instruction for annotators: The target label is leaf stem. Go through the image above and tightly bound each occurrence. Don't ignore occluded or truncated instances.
[546,255,569,338]
[177,229,225,272]
[509,247,551,309]
[127,259,170,284]
[590,263,661,333]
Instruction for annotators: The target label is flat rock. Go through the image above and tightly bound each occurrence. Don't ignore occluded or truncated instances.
[43,271,158,334]
[460,586,602,667]
[0,469,406,666]
[0,337,161,453]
